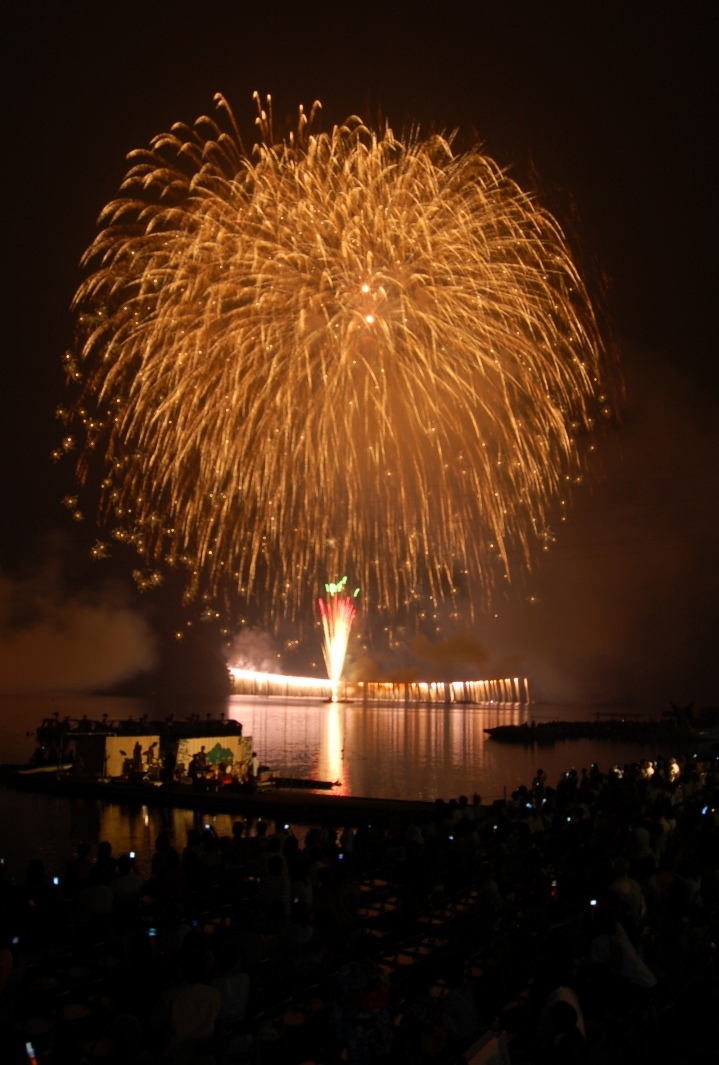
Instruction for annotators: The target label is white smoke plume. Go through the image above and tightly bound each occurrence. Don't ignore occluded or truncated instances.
[226,628,279,673]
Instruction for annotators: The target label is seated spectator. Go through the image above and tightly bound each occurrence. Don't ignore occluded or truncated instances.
[282,900,315,950]
[314,863,361,950]
[111,854,144,914]
[440,958,480,1048]
[590,905,657,990]
[535,964,587,1043]
[230,820,249,866]
[77,880,114,920]
[100,1013,152,1065]
[63,842,94,897]
[539,999,590,1064]
[151,846,184,907]
[609,857,647,934]
[474,861,503,938]
[151,933,221,1065]
[91,840,117,886]
[209,929,250,1020]
[151,832,179,880]
[331,935,392,1064]
[21,858,55,909]
[260,854,292,920]
[153,905,193,977]
[286,843,313,910]
[255,835,288,880]
[19,859,60,941]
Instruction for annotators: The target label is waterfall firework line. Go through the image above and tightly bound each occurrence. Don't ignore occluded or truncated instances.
[61,93,611,624]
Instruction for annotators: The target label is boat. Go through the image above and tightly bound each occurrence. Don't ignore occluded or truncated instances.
[483,710,711,746]
[268,776,341,791]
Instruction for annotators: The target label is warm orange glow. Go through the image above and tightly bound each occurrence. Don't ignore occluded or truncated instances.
[65,93,609,625]
[228,667,529,705]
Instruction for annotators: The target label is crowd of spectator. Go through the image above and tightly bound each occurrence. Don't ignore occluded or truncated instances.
[2,751,719,1063]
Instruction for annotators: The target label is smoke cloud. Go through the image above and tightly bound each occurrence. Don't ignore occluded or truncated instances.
[0,566,156,694]
[226,628,280,673]
[471,344,719,708]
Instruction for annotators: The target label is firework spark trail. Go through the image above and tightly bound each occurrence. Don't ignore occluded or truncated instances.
[318,582,358,698]
[63,93,610,623]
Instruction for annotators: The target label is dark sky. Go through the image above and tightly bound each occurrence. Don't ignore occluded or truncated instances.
[0,0,717,707]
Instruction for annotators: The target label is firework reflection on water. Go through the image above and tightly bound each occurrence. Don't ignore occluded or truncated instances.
[0,694,677,878]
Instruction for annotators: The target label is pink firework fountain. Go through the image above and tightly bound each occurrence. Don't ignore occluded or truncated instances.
[318,577,359,702]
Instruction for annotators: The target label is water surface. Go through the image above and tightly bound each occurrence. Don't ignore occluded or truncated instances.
[0,692,678,882]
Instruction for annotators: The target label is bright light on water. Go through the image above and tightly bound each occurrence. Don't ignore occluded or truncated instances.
[0,693,675,881]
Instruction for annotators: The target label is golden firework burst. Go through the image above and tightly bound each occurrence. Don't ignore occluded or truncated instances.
[66,93,610,623]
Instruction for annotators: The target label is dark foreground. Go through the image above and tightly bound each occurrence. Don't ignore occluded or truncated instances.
[8,770,436,828]
[2,753,719,1064]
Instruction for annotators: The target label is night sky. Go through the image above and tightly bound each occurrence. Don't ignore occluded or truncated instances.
[1,1,717,708]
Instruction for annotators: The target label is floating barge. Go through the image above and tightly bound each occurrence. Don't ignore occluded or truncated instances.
[3,714,419,826]
[24,713,250,782]
[5,769,435,827]
[6,760,430,829]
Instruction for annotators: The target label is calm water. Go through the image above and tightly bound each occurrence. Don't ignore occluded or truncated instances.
[0,692,679,883]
